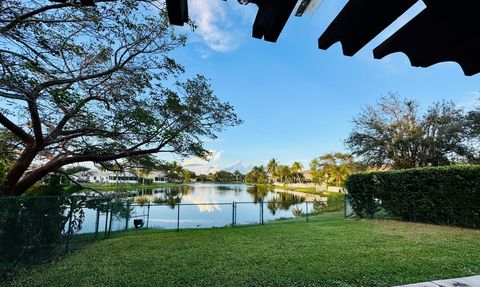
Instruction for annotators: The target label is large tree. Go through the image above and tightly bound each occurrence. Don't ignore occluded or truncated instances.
[317,153,354,187]
[346,93,470,169]
[0,1,241,196]
[245,166,268,184]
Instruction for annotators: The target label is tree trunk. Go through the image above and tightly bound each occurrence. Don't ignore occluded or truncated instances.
[11,160,61,196]
[0,146,38,196]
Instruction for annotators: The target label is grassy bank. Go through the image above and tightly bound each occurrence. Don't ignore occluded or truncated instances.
[82,182,183,191]
[259,183,319,194]
[255,184,345,213]
[257,184,345,200]
[7,212,480,287]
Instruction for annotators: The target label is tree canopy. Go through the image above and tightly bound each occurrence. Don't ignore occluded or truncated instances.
[245,166,268,184]
[346,93,472,169]
[0,1,241,195]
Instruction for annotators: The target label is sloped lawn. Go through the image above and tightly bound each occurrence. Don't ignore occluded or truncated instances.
[7,213,480,287]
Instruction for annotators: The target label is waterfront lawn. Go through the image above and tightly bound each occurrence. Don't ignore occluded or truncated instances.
[7,212,480,287]
[259,184,344,199]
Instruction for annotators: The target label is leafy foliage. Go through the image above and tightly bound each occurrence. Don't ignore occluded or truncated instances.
[245,166,268,184]
[346,93,471,169]
[345,165,480,227]
[310,153,362,187]
[0,193,131,281]
[0,1,241,195]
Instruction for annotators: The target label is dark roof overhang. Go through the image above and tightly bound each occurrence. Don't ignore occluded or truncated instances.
[317,0,418,56]
[52,0,480,76]
[373,1,480,76]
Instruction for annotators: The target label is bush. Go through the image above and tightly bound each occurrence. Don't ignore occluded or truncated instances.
[345,165,480,228]
[0,194,130,282]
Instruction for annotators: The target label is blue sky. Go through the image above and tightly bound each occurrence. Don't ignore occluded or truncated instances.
[168,0,480,174]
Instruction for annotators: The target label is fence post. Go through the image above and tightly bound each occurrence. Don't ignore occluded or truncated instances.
[146,202,151,229]
[104,202,109,237]
[125,201,130,231]
[234,202,237,226]
[344,194,347,218]
[260,200,264,226]
[65,200,75,254]
[94,205,100,240]
[108,202,114,238]
[232,201,235,227]
[176,204,180,232]
[306,201,309,222]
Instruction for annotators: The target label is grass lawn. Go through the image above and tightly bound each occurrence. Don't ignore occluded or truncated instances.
[257,183,321,195]
[257,184,344,199]
[6,212,480,287]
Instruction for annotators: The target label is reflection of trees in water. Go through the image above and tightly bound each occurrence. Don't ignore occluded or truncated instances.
[207,184,245,195]
[135,188,155,196]
[246,186,270,202]
[266,193,305,215]
[151,186,192,209]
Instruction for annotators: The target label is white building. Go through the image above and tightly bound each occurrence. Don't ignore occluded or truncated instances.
[149,171,168,183]
[72,170,169,184]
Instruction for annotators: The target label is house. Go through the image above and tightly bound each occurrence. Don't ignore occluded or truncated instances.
[71,170,170,184]
[149,171,168,183]
[302,170,313,183]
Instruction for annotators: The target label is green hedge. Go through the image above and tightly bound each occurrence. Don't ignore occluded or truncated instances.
[345,165,480,228]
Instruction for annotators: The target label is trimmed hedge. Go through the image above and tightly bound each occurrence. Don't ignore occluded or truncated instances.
[345,165,480,228]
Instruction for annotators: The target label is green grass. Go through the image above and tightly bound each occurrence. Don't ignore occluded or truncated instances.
[7,212,480,287]
[258,183,320,195]
[81,182,183,191]
[257,184,345,199]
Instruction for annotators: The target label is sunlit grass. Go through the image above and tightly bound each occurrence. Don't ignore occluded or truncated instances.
[7,212,480,287]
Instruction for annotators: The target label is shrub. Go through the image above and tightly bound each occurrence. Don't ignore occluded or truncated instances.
[345,165,480,228]
[0,194,130,281]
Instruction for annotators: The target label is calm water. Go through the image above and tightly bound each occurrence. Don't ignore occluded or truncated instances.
[77,184,326,232]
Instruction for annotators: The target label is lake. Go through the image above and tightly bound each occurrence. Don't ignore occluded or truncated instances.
[81,184,327,232]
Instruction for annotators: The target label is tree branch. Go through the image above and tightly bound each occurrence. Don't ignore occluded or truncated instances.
[27,100,44,147]
[0,111,33,143]
[0,3,70,33]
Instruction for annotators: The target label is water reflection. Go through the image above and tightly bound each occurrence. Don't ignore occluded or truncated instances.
[266,193,305,215]
[77,184,330,231]
[151,186,192,208]
[127,184,310,215]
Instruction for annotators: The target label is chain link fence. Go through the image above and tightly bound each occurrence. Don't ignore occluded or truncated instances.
[0,195,345,281]
[344,192,480,228]
[0,195,128,281]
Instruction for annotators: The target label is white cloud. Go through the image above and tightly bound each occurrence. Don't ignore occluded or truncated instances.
[211,150,223,161]
[182,150,223,174]
[189,0,240,53]
[224,160,251,174]
[183,192,222,213]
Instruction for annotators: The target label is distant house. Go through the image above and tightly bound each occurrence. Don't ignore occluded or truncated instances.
[149,171,168,183]
[302,170,313,183]
[71,170,169,184]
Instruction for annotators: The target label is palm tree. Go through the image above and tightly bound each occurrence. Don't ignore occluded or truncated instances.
[309,158,321,185]
[233,170,242,182]
[267,158,278,183]
[318,153,353,187]
[276,165,291,183]
[290,162,303,183]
